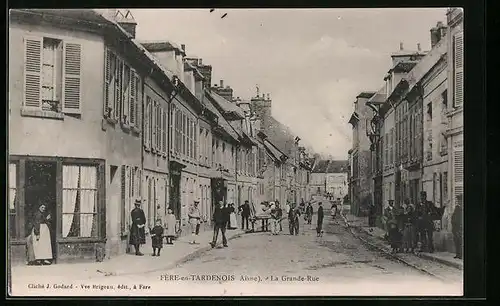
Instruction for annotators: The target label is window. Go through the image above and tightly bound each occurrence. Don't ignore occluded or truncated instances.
[144,97,152,149]
[442,171,448,202]
[9,163,17,238]
[442,90,448,107]
[24,36,81,114]
[453,32,464,107]
[170,105,175,153]
[162,108,167,154]
[453,142,464,207]
[62,165,98,238]
[104,48,141,128]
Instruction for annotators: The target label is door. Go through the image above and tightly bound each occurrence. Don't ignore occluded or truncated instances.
[169,175,181,220]
[25,161,57,260]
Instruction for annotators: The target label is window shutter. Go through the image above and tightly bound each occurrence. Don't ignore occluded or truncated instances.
[453,142,464,206]
[135,75,141,131]
[162,108,167,153]
[120,165,126,233]
[24,36,43,108]
[454,32,464,107]
[129,69,136,127]
[62,42,82,114]
[152,101,157,151]
[104,48,112,118]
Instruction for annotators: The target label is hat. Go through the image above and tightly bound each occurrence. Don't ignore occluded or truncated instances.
[134,199,141,205]
[194,200,200,203]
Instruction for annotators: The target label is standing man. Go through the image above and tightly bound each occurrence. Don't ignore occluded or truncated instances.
[239,200,251,231]
[316,202,324,237]
[416,191,442,253]
[210,201,228,248]
[451,196,463,259]
[276,201,283,232]
[188,200,201,244]
[129,200,146,256]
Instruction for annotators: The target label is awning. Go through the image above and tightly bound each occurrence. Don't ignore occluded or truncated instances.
[348,112,360,125]
[264,139,286,162]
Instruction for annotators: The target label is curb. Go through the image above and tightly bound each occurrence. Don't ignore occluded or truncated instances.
[107,231,246,278]
[340,213,462,272]
[339,212,446,281]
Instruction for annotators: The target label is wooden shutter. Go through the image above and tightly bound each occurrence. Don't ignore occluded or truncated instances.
[120,165,126,233]
[24,37,43,108]
[453,141,464,206]
[454,32,464,107]
[162,108,167,154]
[62,42,82,114]
[104,48,112,118]
[152,101,156,151]
[129,69,136,127]
[135,75,141,131]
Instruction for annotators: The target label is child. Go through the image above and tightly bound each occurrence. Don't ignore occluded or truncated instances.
[388,221,402,253]
[165,208,177,245]
[150,219,164,256]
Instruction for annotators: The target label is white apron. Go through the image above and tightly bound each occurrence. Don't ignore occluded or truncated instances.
[229,213,238,229]
[28,224,53,261]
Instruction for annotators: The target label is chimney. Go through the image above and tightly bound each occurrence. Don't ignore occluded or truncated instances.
[417,43,421,51]
[115,10,137,38]
[430,27,439,48]
[181,44,186,52]
[267,93,270,100]
[220,80,224,88]
[198,59,203,66]
[399,42,404,50]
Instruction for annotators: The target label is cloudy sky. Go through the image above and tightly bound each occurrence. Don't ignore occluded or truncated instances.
[130,8,447,159]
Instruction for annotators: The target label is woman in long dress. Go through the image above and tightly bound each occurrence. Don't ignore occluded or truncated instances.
[26,204,53,265]
[228,204,238,230]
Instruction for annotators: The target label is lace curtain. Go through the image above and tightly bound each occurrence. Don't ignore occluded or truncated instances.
[9,164,16,211]
[62,165,97,238]
[62,165,79,237]
[80,166,97,237]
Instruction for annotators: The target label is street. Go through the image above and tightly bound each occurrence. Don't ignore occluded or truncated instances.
[30,203,461,296]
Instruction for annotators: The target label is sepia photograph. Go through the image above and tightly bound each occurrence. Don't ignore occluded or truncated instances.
[8,7,464,296]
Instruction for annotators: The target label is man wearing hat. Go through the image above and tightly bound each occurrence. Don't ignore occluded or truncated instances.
[129,199,146,256]
[416,191,443,253]
[188,200,202,244]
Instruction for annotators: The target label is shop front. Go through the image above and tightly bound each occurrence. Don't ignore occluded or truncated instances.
[9,155,105,265]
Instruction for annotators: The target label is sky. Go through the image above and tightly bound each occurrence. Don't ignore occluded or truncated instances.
[129,8,447,159]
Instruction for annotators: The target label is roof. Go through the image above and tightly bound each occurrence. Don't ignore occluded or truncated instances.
[391,50,427,57]
[184,61,205,80]
[264,139,287,162]
[139,40,186,56]
[203,91,240,142]
[391,61,419,73]
[312,160,349,173]
[206,90,246,120]
[366,85,387,105]
[356,92,376,99]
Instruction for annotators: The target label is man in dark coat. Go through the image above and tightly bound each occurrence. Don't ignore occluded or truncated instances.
[451,197,463,259]
[239,200,251,230]
[316,202,324,237]
[210,201,228,248]
[415,191,443,253]
[129,199,146,256]
[288,206,296,235]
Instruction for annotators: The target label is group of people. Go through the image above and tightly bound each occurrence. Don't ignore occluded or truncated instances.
[383,191,446,254]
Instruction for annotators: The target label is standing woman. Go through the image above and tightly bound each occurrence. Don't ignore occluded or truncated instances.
[27,204,53,265]
[316,202,324,237]
[228,204,238,230]
[129,200,146,256]
[288,206,296,235]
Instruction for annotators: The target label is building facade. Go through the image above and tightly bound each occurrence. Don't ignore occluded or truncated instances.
[348,92,376,216]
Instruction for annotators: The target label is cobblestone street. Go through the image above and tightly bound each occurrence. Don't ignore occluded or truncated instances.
[16,202,460,296]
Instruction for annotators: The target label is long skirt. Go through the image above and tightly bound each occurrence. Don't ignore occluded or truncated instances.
[229,213,238,229]
[402,223,416,249]
[129,224,146,245]
[26,224,53,262]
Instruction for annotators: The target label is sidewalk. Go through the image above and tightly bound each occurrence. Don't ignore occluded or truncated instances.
[340,212,463,270]
[11,228,245,283]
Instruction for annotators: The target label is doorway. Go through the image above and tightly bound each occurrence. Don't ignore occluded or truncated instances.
[170,174,181,220]
[25,161,57,259]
